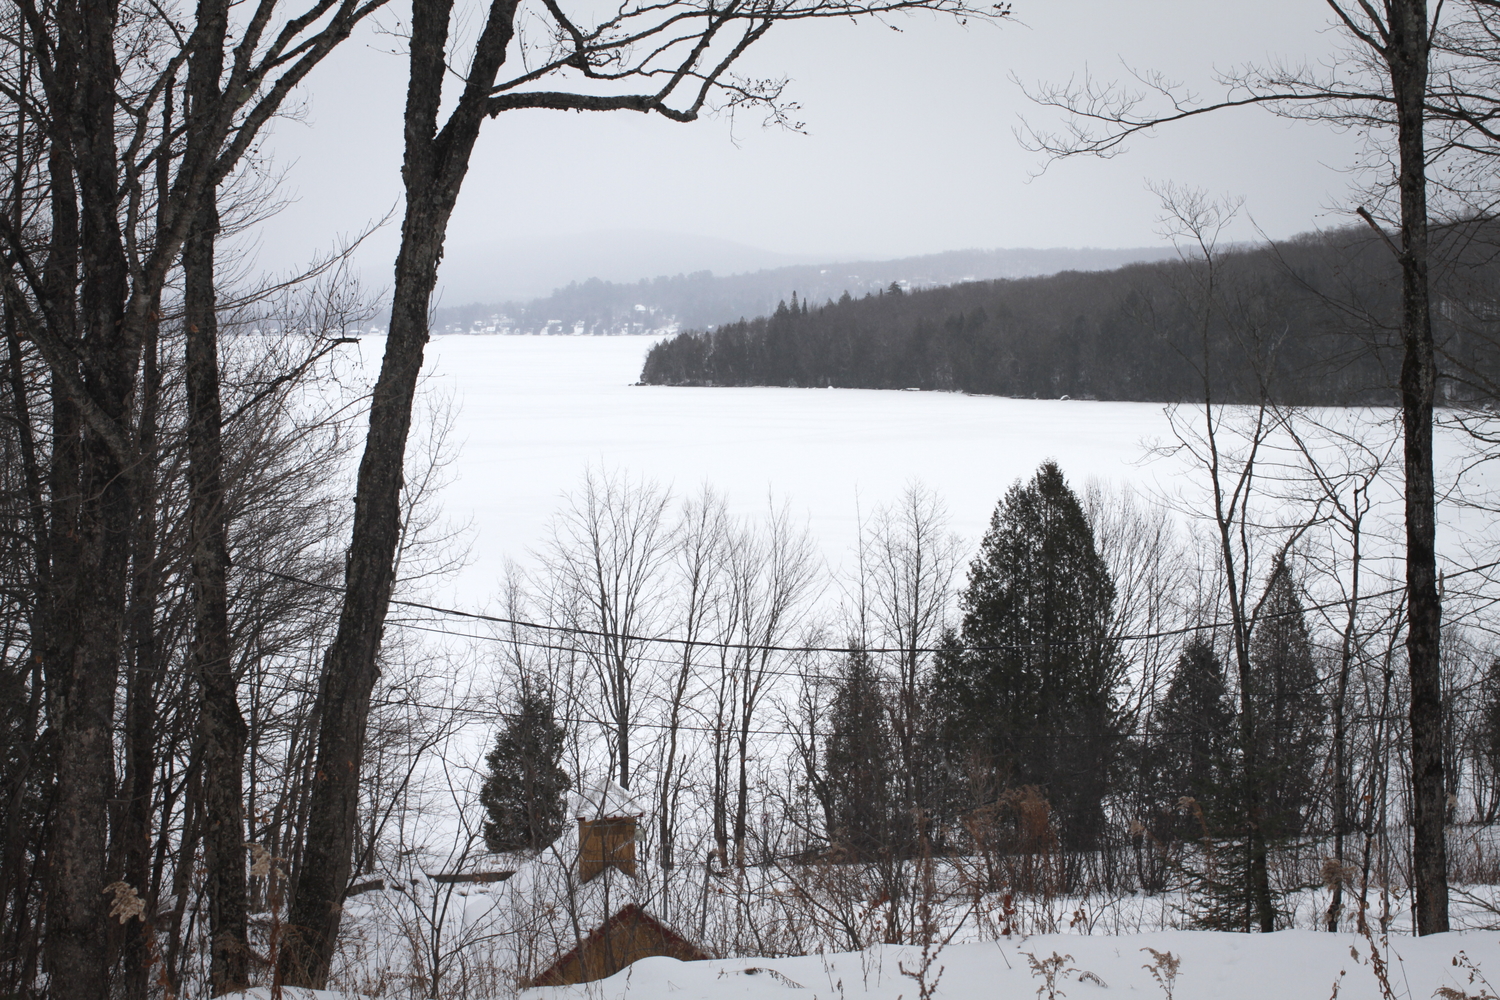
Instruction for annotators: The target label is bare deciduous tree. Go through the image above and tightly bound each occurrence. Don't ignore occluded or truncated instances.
[659,486,730,871]
[850,483,961,842]
[545,468,673,793]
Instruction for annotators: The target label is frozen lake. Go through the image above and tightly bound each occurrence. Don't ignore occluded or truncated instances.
[335,334,1490,609]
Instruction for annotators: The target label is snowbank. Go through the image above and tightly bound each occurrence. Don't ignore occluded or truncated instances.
[527,929,1500,1000]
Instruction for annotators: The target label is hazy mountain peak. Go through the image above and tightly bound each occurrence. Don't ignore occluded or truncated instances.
[436,228,828,304]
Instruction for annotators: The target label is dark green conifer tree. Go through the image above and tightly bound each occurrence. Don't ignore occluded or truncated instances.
[1147,636,1236,842]
[932,461,1122,849]
[479,684,572,854]
[1247,559,1324,839]
[820,646,896,859]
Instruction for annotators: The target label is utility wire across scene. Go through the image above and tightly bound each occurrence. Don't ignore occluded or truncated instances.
[242,560,1500,656]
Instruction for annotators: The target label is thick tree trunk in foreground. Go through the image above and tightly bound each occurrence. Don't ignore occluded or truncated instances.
[183,0,251,978]
[278,0,520,984]
[276,218,447,987]
[1389,0,1448,936]
[11,0,377,989]
[44,0,138,994]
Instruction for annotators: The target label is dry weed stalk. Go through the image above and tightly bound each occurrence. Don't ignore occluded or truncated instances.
[1022,950,1105,1000]
[1024,950,1070,1000]
[897,843,947,1000]
[1140,947,1181,1000]
[1434,951,1500,1000]
[1354,896,1398,1000]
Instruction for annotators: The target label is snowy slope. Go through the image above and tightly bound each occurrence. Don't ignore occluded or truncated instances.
[221,927,1500,999]
[528,929,1500,1000]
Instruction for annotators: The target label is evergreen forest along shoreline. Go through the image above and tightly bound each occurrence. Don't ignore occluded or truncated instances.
[640,225,1500,406]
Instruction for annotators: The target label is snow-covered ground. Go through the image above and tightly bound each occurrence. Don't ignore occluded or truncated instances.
[527,928,1500,1000]
[236,924,1500,999]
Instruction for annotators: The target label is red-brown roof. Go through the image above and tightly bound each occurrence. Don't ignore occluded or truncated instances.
[527,902,710,987]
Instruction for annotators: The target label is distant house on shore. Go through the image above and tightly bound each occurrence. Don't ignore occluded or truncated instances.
[506,780,709,988]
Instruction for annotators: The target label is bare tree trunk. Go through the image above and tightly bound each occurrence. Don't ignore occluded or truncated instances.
[661,492,725,871]
[1389,0,1449,936]
[185,192,250,992]
[734,710,751,865]
[711,653,733,866]
[279,0,520,984]
[49,280,137,1000]
[117,77,173,1000]
[163,772,203,994]
[43,0,138,994]
[659,645,691,869]
[1326,511,1359,933]
[118,312,161,1000]
[1225,550,1275,934]
[181,6,254,983]
[616,656,632,789]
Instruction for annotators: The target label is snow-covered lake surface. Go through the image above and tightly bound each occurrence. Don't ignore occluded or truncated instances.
[340,333,1496,611]
[412,335,1168,586]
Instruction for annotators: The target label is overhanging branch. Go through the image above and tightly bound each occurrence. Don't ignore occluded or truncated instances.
[485,90,697,119]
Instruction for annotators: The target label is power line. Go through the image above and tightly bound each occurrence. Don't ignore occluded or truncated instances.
[242,559,1500,657]
[378,692,1422,742]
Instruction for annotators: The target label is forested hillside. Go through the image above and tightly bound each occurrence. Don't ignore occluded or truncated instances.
[429,245,1178,337]
[640,227,1500,404]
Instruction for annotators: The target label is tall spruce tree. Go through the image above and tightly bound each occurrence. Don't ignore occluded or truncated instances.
[1146,637,1236,842]
[1182,566,1322,934]
[1247,560,1324,839]
[479,685,572,854]
[932,461,1122,849]
[820,646,897,859]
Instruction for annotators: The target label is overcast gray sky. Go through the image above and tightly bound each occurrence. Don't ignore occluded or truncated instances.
[249,1,1365,302]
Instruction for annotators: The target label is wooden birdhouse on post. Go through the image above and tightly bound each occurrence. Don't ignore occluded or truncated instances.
[579,815,637,882]
[572,778,645,882]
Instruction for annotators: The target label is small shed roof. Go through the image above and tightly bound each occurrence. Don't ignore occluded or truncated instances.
[526,902,710,987]
[569,778,646,821]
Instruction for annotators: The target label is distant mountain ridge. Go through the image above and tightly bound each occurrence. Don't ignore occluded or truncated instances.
[435,229,822,304]
[429,245,1181,337]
